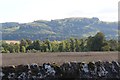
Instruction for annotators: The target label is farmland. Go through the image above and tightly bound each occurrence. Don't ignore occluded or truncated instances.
[1,52,119,66]
[3,40,20,44]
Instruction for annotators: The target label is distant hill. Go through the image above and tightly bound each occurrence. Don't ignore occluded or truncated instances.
[1,17,118,40]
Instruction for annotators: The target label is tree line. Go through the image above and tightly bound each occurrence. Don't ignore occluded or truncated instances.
[1,32,119,53]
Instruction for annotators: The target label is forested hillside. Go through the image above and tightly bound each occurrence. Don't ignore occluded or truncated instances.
[1,17,118,40]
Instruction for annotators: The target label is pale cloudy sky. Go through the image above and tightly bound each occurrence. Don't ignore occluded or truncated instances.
[0,0,119,23]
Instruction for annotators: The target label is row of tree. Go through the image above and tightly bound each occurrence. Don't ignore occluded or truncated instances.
[1,32,119,53]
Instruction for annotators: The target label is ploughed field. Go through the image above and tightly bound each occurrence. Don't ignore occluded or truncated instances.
[1,52,119,66]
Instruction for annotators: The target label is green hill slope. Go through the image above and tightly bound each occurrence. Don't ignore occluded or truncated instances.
[1,17,118,40]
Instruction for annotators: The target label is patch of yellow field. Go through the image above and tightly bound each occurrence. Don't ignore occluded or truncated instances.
[4,40,20,44]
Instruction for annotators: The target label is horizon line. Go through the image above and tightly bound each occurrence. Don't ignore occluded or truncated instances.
[1,17,118,23]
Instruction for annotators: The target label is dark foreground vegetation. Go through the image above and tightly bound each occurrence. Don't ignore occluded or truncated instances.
[1,32,119,53]
[1,61,120,80]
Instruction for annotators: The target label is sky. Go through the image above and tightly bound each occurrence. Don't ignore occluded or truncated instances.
[0,0,119,23]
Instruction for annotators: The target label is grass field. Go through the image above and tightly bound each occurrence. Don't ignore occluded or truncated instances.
[1,52,119,66]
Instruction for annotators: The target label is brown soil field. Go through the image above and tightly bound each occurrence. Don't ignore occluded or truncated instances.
[1,52,119,66]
